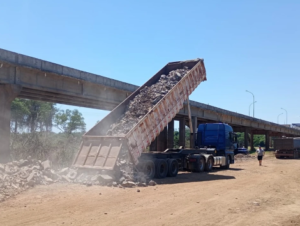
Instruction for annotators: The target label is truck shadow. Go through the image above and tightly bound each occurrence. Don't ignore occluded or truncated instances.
[155,170,237,185]
[221,167,244,171]
[276,158,300,160]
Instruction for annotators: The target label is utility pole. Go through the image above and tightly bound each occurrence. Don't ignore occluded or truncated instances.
[277,113,283,124]
[281,108,288,124]
[246,90,255,117]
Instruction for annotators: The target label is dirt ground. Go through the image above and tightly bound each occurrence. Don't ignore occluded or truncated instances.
[1,154,300,226]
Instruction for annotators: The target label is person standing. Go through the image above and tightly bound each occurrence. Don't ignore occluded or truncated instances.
[256,146,265,166]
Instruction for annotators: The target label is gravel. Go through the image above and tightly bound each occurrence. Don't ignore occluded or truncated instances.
[107,67,190,136]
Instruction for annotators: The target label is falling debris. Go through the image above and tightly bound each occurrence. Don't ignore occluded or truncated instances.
[0,68,193,202]
[107,67,190,136]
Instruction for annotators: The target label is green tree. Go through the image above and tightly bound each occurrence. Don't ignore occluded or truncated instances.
[11,99,56,133]
[253,135,265,147]
[11,98,30,133]
[23,100,57,133]
[173,127,191,148]
[54,109,86,134]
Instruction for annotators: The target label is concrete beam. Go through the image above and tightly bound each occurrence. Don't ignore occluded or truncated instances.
[0,48,137,92]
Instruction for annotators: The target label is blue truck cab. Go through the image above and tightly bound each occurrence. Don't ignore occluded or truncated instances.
[196,123,236,164]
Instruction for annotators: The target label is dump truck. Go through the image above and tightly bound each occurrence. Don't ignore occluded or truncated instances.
[73,58,235,179]
[274,137,300,159]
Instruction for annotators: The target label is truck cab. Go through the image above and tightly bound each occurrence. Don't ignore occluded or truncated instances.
[196,123,236,163]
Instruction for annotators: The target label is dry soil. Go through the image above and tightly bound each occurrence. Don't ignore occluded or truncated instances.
[1,154,300,226]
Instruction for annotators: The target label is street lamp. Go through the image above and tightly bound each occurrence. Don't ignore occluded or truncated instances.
[246,90,255,117]
[277,113,283,124]
[249,101,257,116]
[281,107,288,124]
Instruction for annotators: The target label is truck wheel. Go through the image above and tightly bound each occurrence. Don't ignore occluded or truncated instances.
[221,156,230,169]
[167,159,178,177]
[143,160,156,179]
[155,159,168,178]
[194,157,205,172]
[205,157,213,171]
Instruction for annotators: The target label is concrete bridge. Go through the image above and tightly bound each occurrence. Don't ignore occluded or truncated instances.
[1,48,299,161]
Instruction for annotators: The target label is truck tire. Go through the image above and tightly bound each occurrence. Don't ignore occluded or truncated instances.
[167,159,178,177]
[205,157,214,171]
[193,156,205,172]
[155,159,168,178]
[143,160,156,179]
[220,156,230,169]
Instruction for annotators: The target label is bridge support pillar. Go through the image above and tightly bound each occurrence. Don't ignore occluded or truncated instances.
[244,128,249,149]
[250,131,254,151]
[179,118,185,148]
[190,116,198,148]
[157,126,168,152]
[0,84,21,163]
[265,131,270,150]
[167,120,174,148]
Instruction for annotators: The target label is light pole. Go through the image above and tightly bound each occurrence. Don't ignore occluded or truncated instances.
[277,113,283,124]
[249,101,257,116]
[281,107,288,124]
[246,90,255,117]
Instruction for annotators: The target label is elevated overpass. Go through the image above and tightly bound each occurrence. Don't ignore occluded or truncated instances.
[1,48,299,161]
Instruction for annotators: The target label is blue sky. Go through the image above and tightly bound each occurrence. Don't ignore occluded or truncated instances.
[1,0,299,130]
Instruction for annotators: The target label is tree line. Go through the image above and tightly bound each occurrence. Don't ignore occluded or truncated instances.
[10,99,86,166]
[11,99,86,134]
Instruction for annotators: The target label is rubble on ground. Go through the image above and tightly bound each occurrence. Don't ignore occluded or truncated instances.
[0,67,189,201]
[0,156,154,202]
[107,67,190,136]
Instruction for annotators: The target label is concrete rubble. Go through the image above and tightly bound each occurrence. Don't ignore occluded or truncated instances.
[105,68,190,185]
[0,68,187,202]
[107,67,190,136]
[0,157,155,202]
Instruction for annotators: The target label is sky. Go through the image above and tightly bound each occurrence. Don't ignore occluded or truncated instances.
[1,0,299,131]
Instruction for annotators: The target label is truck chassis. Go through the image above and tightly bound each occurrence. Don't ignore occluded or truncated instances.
[138,148,234,179]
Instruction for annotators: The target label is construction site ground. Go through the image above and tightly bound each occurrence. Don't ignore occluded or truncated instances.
[1,153,300,226]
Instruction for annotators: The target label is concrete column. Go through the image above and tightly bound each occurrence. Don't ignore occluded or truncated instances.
[167,120,174,149]
[265,131,270,150]
[150,138,157,151]
[244,128,249,149]
[0,84,21,163]
[190,116,198,148]
[157,126,167,152]
[250,131,254,151]
[179,118,185,148]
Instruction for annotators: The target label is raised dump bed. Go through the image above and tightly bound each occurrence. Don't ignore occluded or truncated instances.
[274,137,300,159]
[73,59,207,170]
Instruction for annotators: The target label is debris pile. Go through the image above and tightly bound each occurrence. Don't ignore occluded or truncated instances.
[0,67,191,201]
[0,156,155,202]
[107,67,190,136]
[0,157,62,202]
